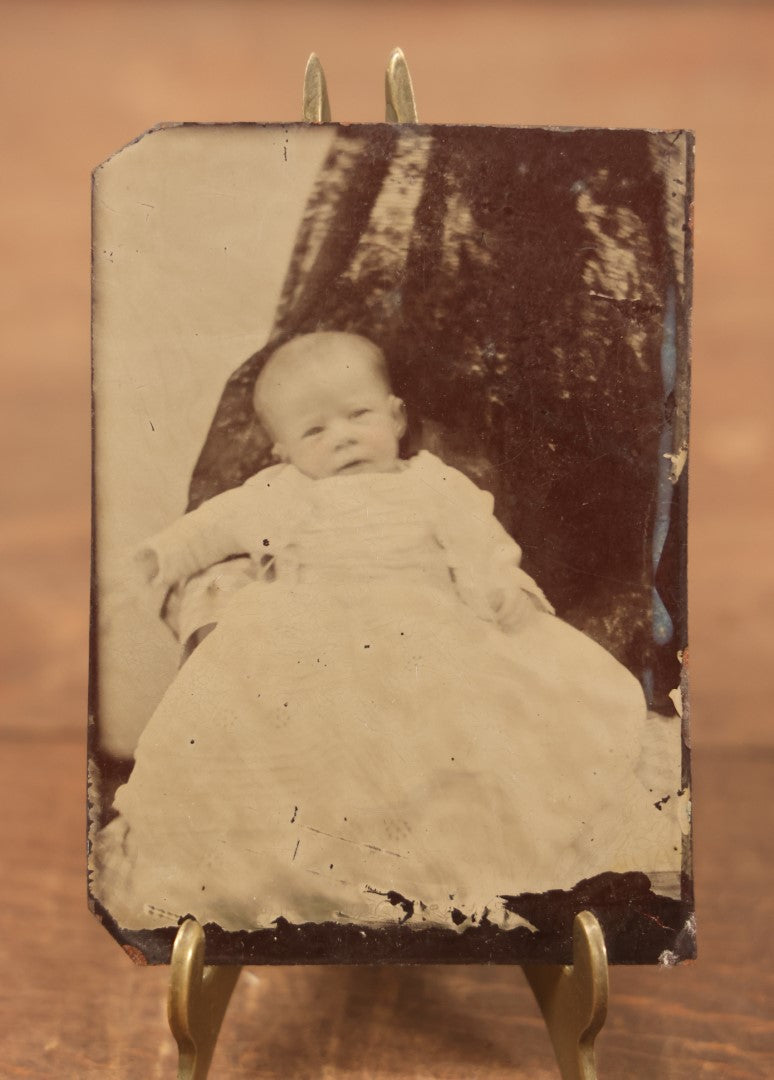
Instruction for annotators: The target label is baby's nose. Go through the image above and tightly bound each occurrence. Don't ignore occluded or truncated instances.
[331,419,358,447]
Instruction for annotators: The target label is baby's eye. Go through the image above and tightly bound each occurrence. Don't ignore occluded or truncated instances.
[350,408,371,419]
[303,425,324,438]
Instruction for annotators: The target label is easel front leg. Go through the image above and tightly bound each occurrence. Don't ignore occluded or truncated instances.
[168,919,241,1080]
[522,910,608,1080]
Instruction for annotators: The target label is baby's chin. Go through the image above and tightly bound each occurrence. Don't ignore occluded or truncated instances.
[314,458,402,479]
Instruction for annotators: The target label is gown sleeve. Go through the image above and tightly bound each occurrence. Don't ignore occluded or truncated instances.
[411,451,554,629]
[137,463,299,590]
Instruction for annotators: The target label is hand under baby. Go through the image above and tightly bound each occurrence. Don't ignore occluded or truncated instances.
[489,583,546,633]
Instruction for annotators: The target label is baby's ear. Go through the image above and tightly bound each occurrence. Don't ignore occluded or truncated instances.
[390,396,407,439]
[271,442,288,463]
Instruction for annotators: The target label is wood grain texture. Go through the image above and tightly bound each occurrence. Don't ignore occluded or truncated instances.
[1,1,773,1075]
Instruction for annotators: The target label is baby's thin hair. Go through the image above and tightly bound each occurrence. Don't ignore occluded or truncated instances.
[253,331,391,432]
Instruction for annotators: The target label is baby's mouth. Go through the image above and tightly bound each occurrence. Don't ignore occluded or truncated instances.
[336,459,369,473]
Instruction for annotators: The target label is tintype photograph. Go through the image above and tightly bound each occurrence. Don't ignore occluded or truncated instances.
[88,122,693,965]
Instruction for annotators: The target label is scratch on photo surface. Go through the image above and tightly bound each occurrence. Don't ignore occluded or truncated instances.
[301,824,403,858]
[536,549,631,586]
[642,910,671,931]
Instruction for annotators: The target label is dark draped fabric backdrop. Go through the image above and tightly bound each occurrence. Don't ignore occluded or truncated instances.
[186,125,689,710]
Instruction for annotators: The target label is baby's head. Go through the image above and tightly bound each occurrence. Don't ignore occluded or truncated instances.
[253,332,406,480]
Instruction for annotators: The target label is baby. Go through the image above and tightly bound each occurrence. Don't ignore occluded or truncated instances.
[94,331,666,933]
[139,332,544,631]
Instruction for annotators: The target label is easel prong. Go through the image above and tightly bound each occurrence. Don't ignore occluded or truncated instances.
[303,52,331,123]
[385,47,418,123]
[168,919,241,1080]
[522,910,609,1080]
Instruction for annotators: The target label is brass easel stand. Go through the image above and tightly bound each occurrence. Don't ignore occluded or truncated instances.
[168,920,241,1080]
[168,909,608,1080]
[522,911,609,1080]
[165,50,610,1078]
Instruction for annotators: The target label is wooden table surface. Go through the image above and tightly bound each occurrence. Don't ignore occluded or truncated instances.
[2,2,773,1076]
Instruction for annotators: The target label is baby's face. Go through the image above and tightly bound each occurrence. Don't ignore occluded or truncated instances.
[264,350,405,480]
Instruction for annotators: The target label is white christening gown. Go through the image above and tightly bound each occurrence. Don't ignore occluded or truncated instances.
[93,452,675,931]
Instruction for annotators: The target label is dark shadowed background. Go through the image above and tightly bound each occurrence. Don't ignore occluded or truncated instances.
[2,1,772,1076]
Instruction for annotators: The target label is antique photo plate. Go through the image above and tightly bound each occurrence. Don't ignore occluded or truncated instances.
[88,122,693,965]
